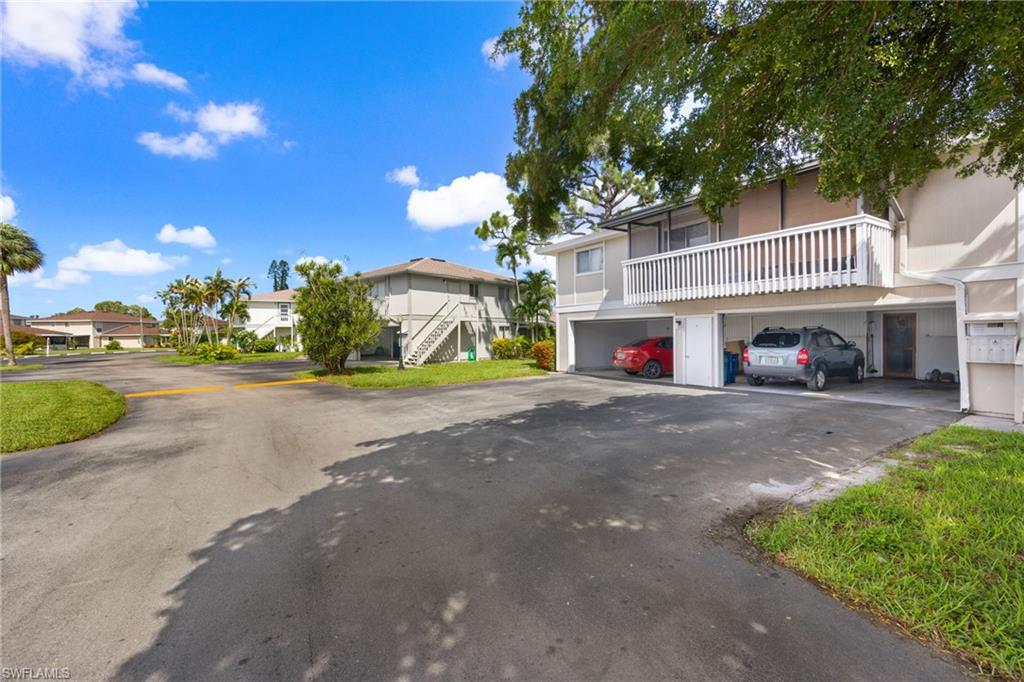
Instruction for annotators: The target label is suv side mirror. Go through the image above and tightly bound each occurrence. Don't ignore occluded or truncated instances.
[847,341,856,348]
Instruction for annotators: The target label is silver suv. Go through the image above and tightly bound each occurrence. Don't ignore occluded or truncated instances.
[743,326,865,391]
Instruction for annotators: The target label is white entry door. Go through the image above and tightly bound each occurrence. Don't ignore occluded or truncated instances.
[681,316,714,386]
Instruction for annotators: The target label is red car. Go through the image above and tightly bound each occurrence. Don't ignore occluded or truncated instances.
[612,337,674,379]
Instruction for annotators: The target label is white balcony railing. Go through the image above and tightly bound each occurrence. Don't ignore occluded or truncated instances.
[623,215,894,306]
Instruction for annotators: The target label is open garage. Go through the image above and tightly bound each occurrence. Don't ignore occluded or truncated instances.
[721,305,962,411]
[571,317,672,371]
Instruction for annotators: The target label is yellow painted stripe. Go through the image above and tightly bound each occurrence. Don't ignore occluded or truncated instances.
[233,378,318,390]
[125,386,224,398]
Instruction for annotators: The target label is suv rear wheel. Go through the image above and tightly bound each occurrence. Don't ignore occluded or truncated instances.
[849,361,864,384]
[807,364,828,391]
[745,374,765,386]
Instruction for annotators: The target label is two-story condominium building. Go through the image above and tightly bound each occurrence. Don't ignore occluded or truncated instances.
[24,311,169,349]
[539,162,1023,422]
[242,257,518,364]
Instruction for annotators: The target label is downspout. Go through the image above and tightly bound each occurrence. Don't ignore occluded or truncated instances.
[890,197,970,414]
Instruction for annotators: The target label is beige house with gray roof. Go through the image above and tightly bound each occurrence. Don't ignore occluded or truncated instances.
[242,257,518,363]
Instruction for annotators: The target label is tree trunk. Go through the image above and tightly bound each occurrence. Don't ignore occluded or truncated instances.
[511,262,521,337]
[0,273,14,365]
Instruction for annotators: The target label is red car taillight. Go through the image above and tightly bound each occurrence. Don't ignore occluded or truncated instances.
[742,347,749,363]
[796,348,810,365]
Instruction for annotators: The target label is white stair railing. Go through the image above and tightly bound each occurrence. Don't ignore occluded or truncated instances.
[405,302,460,365]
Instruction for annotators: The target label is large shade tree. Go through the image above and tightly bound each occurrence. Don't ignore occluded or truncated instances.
[0,223,44,365]
[497,1,1024,232]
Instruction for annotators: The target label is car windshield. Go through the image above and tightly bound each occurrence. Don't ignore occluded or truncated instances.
[624,339,651,347]
[752,332,801,348]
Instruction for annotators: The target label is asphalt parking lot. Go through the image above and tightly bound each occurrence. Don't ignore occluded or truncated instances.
[1,355,965,680]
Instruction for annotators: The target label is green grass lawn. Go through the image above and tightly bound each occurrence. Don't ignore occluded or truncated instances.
[747,425,1024,678]
[159,351,304,365]
[0,363,44,372]
[0,380,126,454]
[296,358,549,389]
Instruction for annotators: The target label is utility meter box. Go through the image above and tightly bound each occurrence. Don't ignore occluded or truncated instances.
[966,321,1018,364]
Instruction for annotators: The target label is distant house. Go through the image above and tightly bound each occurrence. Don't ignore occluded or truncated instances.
[9,314,29,327]
[241,257,519,363]
[25,311,170,349]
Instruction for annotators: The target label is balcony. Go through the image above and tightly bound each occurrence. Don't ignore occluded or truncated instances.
[623,215,894,306]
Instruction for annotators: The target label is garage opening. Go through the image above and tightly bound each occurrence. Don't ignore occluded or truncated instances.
[723,306,961,412]
[571,317,673,377]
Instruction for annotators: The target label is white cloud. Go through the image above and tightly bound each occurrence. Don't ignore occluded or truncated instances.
[131,62,187,91]
[0,0,138,87]
[295,255,343,270]
[136,131,217,160]
[59,239,186,276]
[10,266,90,291]
[164,102,192,122]
[221,257,233,265]
[156,223,216,249]
[407,171,510,230]
[1,195,17,221]
[481,36,511,70]
[195,101,266,143]
[386,165,420,187]
[136,293,155,303]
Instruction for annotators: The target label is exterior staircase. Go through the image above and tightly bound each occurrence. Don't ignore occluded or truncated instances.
[405,302,459,366]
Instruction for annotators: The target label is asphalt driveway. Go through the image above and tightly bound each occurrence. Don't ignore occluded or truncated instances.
[1,356,965,680]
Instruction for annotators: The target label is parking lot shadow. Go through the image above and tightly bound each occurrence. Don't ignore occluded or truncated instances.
[113,391,953,680]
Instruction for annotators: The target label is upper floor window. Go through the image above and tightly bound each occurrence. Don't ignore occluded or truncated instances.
[469,283,480,298]
[498,286,511,302]
[279,303,290,321]
[576,245,604,275]
[665,220,710,251]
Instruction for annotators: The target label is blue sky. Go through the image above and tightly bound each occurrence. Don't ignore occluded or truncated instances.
[2,1,528,316]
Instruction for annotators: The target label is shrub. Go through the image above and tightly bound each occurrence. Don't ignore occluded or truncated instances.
[105,340,122,351]
[11,329,43,349]
[254,337,278,353]
[14,342,36,357]
[531,339,555,370]
[194,342,237,362]
[235,330,258,353]
[514,335,532,358]
[491,337,519,360]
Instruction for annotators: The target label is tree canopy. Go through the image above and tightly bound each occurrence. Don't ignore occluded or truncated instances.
[267,260,290,291]
[498,1,1024,230]
[94,300,154,319]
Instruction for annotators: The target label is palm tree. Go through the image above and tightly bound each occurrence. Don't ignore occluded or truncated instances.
[516,269,555,342]
[0,223,44,365]
[203,269,231,344]
[220,276,254,341]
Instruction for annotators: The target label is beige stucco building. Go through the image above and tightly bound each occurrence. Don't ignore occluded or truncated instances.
[539,163,1023,422]
[25,311,169,349]
[243,258,518,363]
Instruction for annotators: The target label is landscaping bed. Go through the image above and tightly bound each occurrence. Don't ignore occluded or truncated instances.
[0,380,126,453]
[297,359,548,389]
[747,425,1024,679]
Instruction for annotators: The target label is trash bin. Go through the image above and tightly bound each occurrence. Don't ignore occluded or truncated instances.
[467,348,477,361]
[724,352,738,384]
